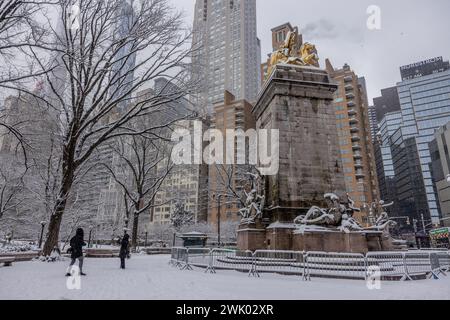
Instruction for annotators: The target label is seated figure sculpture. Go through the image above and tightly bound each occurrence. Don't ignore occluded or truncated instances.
[239,172,265,224]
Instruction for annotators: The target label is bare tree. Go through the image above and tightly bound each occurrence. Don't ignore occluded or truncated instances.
[0,153,27,220]
[2,0,199,255]
[170,201,194,231]
[103,127,176,250]
[0,1,54,154]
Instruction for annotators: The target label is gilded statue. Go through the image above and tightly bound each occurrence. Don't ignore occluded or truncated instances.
[266,28,320,79]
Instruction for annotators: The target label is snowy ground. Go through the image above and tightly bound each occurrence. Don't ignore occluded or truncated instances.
[1,255,449,300]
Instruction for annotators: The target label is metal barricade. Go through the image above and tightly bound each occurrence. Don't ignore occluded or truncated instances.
[208,249,254,275]
[366,252,409,281]
[253,250,304,277]
[170,247,188,269]
[186,248,211,270]
[404,251,435,279]
[437,252,450,273]
[305,252,366,281]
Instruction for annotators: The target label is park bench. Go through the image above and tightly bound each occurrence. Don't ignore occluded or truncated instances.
[0,256,15,267]
[85,248,120,258]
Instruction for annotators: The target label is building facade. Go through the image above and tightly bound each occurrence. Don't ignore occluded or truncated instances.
[208,91,256,227]
[375,111,403,207]
[326,61,380,224]
[152,119,210,226]
[429,122,450,228]
[395,57,450,223]
[192,0,261,114]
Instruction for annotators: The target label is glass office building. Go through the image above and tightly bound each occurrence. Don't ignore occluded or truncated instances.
[375,111,403,211]
[396,59,450,223]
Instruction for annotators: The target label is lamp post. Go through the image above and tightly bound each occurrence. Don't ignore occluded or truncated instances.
[413,218,420,249]
[87,225,93,248]
[144,227,148,248]
[214,194,225,247]
[38,221,46,248]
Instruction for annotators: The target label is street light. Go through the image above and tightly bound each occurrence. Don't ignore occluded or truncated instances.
[87,225,93,248]
[38,221,46,248]
[144,227,148,249]
[213,194,226,247]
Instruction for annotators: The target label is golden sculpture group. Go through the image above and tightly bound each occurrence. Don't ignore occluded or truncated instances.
[266,28,320,78]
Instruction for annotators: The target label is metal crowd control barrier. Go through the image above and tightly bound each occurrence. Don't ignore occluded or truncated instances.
[304,252,366,281]
[169,248,449,281]
[170,247,188,269]
[404,251,436,279]
[186,248,211,270]
[437,252,450,273]
[207,249,254,275]
[253,250,304,277]
[365,252,409,280]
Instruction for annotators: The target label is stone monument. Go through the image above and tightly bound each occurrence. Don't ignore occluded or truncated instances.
[237,29,396,253]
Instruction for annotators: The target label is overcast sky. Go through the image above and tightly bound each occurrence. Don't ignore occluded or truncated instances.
[171,0,450,102]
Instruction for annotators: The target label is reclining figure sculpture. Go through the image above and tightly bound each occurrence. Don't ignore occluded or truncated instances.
[294,194,396,233]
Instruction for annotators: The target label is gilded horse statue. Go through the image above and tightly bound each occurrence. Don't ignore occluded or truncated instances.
[266,28,320,79]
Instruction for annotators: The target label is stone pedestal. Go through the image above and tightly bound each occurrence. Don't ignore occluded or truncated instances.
[237,222,267,251]
[253,64,346,223]
[292,230,369,254]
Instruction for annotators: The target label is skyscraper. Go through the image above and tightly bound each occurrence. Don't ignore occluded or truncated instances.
[395,57,450,224]
[192,0,261,114]
[326,61,380,224]
[110,0,137,113]
[368,105,378,142]
[429,122,450,228]
[375,56,450,226]
[375,111,403,205]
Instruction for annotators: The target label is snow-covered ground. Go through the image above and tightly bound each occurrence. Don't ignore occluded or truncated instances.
[1,255,449,300]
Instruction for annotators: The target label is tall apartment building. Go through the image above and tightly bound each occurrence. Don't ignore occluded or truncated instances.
[325,60,379,224]
[368,105,378,142]
[111,0,137,113]
[208,91,256,227]
[192,0,261,114]
[260,22,303,83]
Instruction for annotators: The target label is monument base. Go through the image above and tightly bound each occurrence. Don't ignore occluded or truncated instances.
[237,223,395,254]
[237,223,267,252]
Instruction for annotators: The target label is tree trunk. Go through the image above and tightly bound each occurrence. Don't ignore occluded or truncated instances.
[42,159,74,256]
[42,203,65,256]
[131,212,139,252]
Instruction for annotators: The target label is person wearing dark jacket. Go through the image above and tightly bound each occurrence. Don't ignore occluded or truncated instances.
[119,233,130,269]
[66,228,87,276]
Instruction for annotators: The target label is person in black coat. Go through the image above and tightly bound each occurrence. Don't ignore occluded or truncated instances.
[66,228,87,276]
[119,233,130,269]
